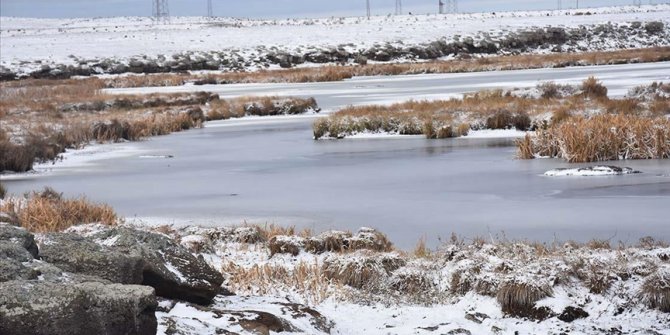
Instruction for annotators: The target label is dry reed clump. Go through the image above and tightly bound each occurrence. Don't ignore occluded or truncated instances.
[208,97,318,121]
[496,279,554,319]
[222,260,336,304]
[388,268,439,304]
[518,114,670,162]
[642,267,670,313]
[537,82,577,99]
[581,76,608,99]
[305,231,352,254]
[268,235,305,257]
[322,251,406,290]
[0,187,118,232]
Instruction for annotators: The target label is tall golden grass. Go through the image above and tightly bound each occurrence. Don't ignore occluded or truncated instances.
[518,114,670,162]
[0,188,118,232]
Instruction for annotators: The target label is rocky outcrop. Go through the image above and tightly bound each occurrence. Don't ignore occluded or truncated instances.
[0,280,157,335]
[89,227,225,304]
[0,226,158,335]
[0,224,39,258]
[35,227,225,305]
[38,233,145,284]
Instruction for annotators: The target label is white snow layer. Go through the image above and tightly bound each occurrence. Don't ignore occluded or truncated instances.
[1,5,669,74]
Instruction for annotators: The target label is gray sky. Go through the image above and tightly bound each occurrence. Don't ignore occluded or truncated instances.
[0,0,663,18]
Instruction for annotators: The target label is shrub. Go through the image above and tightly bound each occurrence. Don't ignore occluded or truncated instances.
[581,76,608,99]
[642,267,670,313]
[0,187,118,232]
[496,280,553,319]
[313,118,330,139]
[0,182,6,199]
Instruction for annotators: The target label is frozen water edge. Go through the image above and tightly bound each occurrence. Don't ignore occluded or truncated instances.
[0,142,144,180]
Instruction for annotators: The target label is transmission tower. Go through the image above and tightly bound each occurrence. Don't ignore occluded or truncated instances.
[152,0,170,23]
[557,0,562,10]
[439,0,445,14]
[366,0,371,19]
[444,0,458,13]
[207,0,213,17]
[633,0,642,6]
[395,0,402,15]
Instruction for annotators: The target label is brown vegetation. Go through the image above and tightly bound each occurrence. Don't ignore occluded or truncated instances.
[0,182,6,199]
[497,281,553,319]
[313,91,540,139]
[0,187,118,232]
[518,114,670,162]
[643,268,670,313]
[0,77,318,173]
[81,47,670,89]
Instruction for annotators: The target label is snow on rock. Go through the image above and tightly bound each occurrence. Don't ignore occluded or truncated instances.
[544,165,641,176]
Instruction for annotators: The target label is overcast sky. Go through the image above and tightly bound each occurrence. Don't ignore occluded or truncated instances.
[0,0,663,19]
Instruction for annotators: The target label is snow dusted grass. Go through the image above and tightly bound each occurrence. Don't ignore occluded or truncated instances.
[142,222,670,333]
[315,78,670,141]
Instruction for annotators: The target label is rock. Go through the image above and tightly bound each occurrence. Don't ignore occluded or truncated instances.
[465,312,490,324]
[90,227,224,304]
[0,280,157,335]
[38,233,145,284]
[275,302,334,333]
[558,306,589,322]
[0,223,39,258]
[645,21,665,35]
[447,328,472,335]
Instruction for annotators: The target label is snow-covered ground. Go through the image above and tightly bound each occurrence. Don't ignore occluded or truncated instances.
[1,5,669,75]
[145,224,670,335]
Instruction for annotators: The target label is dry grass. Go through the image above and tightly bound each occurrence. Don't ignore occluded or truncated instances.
[313,92,541,139]
[207,97,318,121]
[222,260,336,304]
[93,47,670,89]
[581,76,608,99]
[322,252,406,290]
[0,187,118,232]
[643,267,670,313]
[0,76,317,172]
[518,114,670,162]
[496,281,553,319]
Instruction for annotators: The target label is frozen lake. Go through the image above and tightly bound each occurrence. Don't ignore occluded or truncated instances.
[4,63,670,248]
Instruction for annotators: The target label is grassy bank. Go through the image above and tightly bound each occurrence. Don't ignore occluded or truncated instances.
[102,47,670,88]
[313,79,670,162]
[0,78,318,173]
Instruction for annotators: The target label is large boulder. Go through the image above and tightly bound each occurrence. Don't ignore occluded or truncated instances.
[38,233,145,284]
[90,227,224,305]
[0,242,39,282]
[0,280,157,335]
[0,223,39,258]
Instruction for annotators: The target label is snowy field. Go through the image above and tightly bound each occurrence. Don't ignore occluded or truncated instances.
[1,4,669,75]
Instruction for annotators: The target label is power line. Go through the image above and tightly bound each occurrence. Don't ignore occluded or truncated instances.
[366,0,371,19]
[207,0,213,17]
[439,0,445,14]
